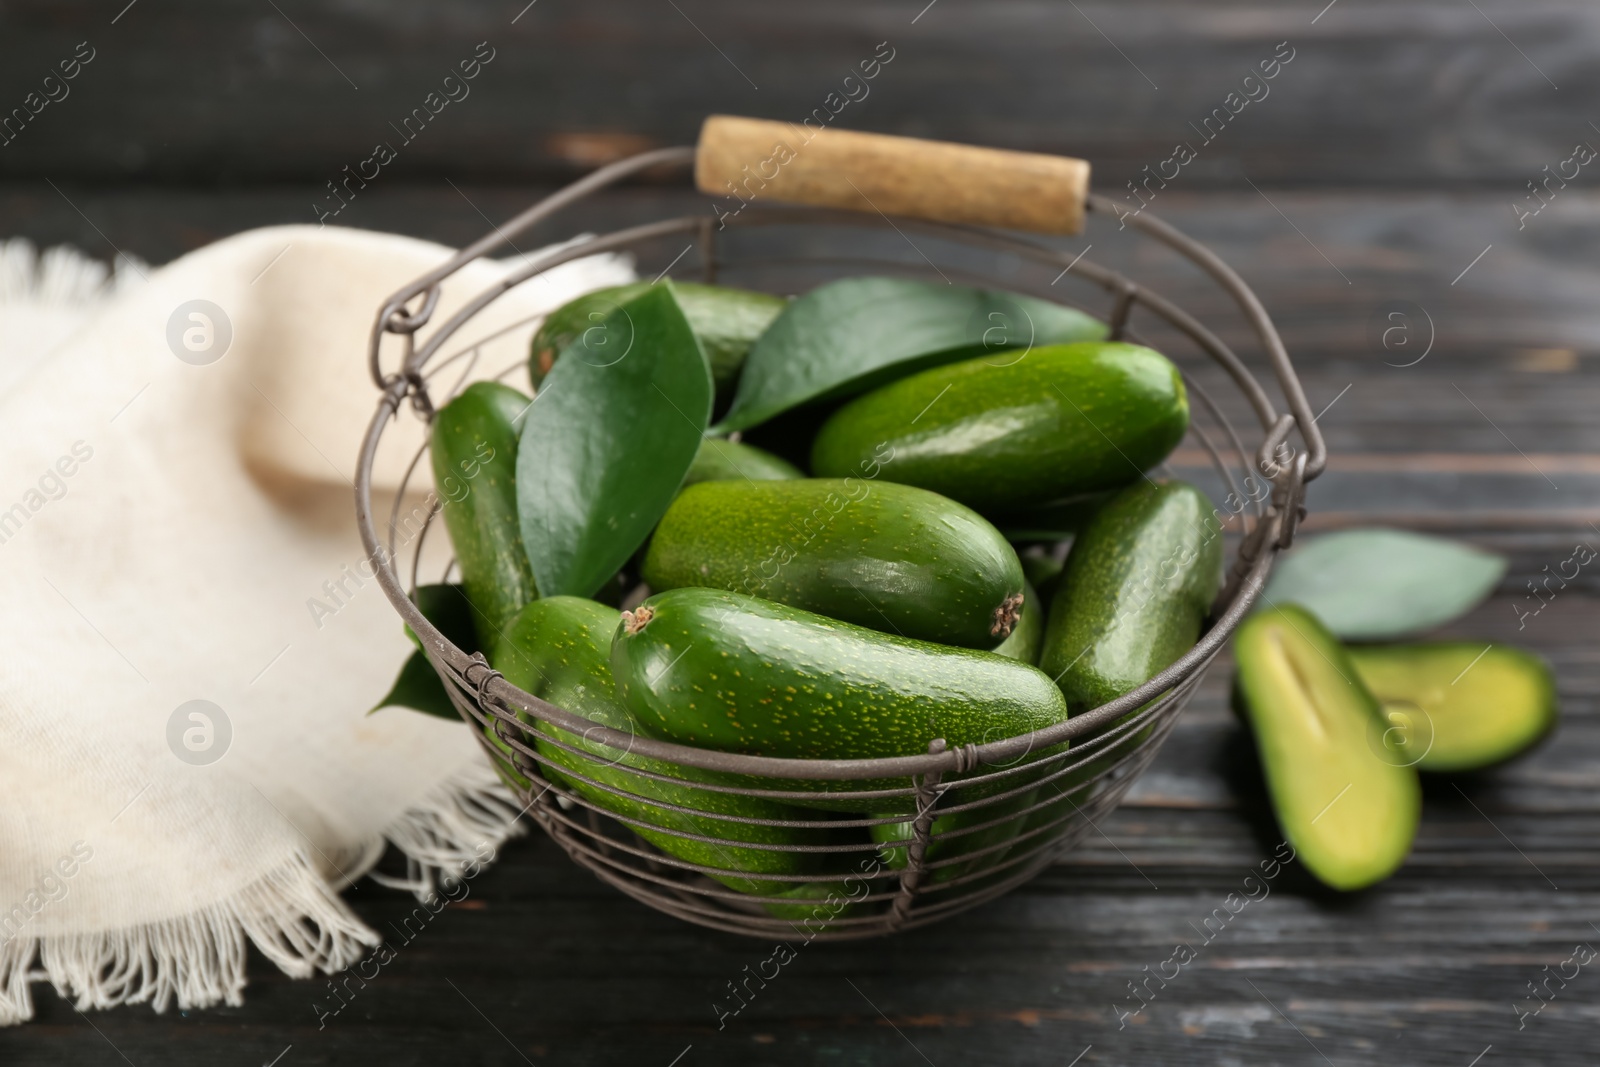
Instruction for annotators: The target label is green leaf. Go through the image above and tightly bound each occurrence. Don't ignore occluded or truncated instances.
[714,276,1107,432]
[1261,528,1508,640]
[373,649,461,720]
[403,582,481,652]
[376,584,480,719]
[517,283,713,598]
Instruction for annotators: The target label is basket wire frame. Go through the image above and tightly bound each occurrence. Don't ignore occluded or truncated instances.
[354,145,1321,940]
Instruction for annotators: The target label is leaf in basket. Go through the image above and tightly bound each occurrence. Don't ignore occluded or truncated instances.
[1260,528,1507,640]
[517,283,713,598]
[713,276,1106,432]
[372,651,460,720]
[403,583,481,652]
[376,584,479,719]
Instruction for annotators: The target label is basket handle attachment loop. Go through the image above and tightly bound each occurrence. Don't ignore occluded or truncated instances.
[385,285,442,337]
[1270,449,1309,551]
[1211,444,1306,614]
[1254,413,1308,549]
[377,360,434,423]
[371,285,441,383]
[373,287,442,421]
[1257,412,1296,475]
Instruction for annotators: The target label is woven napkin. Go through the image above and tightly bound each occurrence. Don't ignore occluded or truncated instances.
[0,226,632,1024]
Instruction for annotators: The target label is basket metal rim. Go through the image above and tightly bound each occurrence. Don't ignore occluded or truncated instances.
[353,147,1305,783]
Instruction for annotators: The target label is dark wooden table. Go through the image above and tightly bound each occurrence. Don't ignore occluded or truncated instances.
[4,3,1598,1064]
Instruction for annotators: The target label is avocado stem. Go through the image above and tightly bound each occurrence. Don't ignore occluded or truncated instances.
[991,592,1024,638]
[621,605,655,635]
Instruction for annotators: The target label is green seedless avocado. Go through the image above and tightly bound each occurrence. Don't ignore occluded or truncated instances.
[610,588,1071,813]
[1234,605,1420,891]
[1040,480,1223,712]
[681,438,803,488]
[430,382,538,654]
[529,282,786,402]
[642,479,1026,649]
[810,342,1188,514]
[1348,642,1557,771]
[1039,480,1222,793]
[492,596,837,894]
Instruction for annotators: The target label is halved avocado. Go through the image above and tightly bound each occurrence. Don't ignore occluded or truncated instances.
[1234,605,1420,891]
[1348,643,1556,772]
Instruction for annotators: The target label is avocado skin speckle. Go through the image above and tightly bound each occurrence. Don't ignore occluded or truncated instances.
[810,341,1188,514]
[430,382,540,656]
[1040,480,1223,712]
[611,588,1071,814]
[643,478,1024,649]
[492,595,838,893]
[1031,479,1224,832]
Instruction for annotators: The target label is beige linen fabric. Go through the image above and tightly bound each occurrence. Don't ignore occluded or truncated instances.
[0,226,631,1023]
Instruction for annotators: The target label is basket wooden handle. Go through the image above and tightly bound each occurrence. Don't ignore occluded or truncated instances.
[694,115,1090,236]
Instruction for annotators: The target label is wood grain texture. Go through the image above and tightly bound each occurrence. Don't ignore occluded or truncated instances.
[0,1,1595,187]
[695,115,1090,233]
[3,184,1596,1064]
[3,1,1600,1062]
[13,592,1598,1066]
[4,183,1593,459]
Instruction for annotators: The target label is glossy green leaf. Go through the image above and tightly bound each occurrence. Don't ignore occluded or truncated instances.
[1261,528,1507,640]
[714,276,1106,432]
[517,283,713,598]
[373,650,459,720]
[375,584,479,719]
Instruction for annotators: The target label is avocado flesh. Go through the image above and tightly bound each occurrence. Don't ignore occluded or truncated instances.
[1235,606,1420,891]
[1348,643,1556,772]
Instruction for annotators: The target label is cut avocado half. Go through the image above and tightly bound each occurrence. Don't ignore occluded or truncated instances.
[1348,642,1556,772]
[1234,605,1420,891]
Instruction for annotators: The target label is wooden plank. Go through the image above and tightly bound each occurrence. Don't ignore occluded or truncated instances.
[15,583,1600,1064]
[1,183,1597,465]
[0,1,1593,188]
[3,39,1598,1054]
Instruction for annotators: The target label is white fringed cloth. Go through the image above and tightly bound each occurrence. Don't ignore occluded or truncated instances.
[0,228,632,1024]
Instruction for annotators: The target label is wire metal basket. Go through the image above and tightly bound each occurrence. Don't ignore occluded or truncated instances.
[355,120,1324,940]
